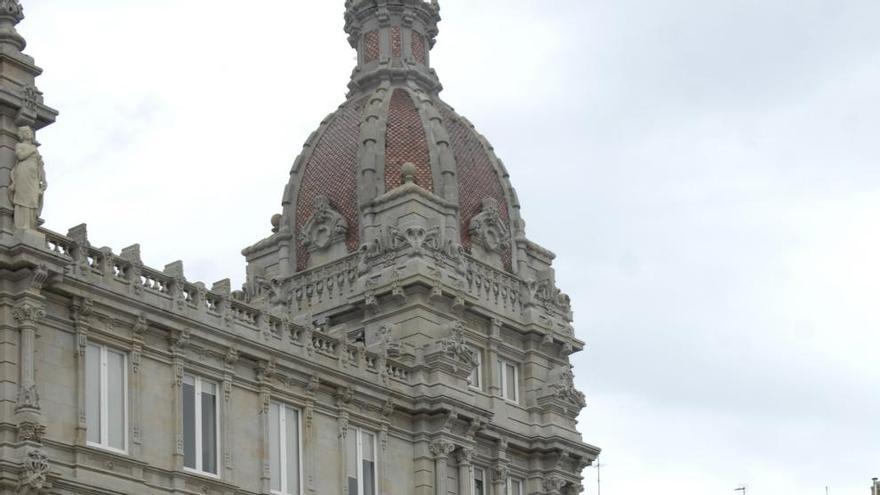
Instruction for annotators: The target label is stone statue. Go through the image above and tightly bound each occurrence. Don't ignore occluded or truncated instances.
[9,127,47,230]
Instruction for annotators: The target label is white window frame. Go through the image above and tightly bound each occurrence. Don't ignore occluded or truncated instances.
[347,426,378,495]
[498,359,520,403]
[468,345,483,390]
[86,343,128,454]
[270,402,303,495]
[183,374,221,478]
[507,477,524,495]
[473,466,487,495]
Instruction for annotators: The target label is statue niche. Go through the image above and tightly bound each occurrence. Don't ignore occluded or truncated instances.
[9,127,47,231]
[468,197,510,268]
[299,195,349,269]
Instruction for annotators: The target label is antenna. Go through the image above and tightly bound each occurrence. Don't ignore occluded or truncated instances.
[734,486,747,495]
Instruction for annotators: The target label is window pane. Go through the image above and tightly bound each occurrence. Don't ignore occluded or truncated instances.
[269,403,281,492]
[468,348,481,388]
[362,431,375,495]
[505,364,517,400]
[201,388,217,474]
[286,407,300,494]
[106,350,125,450]
[346,430,358,492]
[475,469,485,495]
[85,344,101,444]
[183,380,196,468]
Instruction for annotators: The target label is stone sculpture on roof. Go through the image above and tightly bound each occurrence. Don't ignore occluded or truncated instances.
[0,1,600,493]
[9,126,46,231]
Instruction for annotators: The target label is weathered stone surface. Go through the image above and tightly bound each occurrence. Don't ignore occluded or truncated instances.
[0,2,598,494]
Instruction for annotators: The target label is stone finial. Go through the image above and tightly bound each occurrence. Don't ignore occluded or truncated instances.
[0,0,23,23]
[400,162,418,185]
[0,0,25,51]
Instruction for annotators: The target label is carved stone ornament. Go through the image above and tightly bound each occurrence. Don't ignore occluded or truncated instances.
[13,302,46,325]
[549,365,587,410]
[17,421,46,443]
[9,127,47,231]
[18,448,50,494]
[543,476,568,494]
[468,198,510,254]
[299,195,348,252]
[440,321,477,369]
[389,222,441,257]
[429,439,456,459]
[0,0,24,23]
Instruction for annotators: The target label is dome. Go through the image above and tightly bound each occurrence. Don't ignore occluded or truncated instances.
[244,0,534,284]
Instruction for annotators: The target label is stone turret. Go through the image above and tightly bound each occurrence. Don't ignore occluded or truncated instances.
[0,0,57,237]
[344,0,442,95]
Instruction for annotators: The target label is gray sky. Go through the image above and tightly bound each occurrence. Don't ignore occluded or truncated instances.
[25,0,880,493]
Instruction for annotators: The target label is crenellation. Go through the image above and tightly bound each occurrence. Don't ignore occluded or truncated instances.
[0,2,598,493]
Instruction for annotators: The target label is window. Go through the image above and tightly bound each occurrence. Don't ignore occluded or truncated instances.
[346,427,377,495]
[183,374,219,476]
[507,478,523,495]
[498,359,519,402]
[468,346,483,390]
[86,344,127,453]
[473,467,486,495]
[269,402,301,495]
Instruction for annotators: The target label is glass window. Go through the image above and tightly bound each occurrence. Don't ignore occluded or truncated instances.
[468,346,482,390]
[508,478,523,495]
[498,359,519,403]
[474,467,486,495]
[182,374,219,476]
[270,402,302,495]
[346,427,378,495]
[85,344,127,452]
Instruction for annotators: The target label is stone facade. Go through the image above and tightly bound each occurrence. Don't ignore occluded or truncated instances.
[0,1,599,494]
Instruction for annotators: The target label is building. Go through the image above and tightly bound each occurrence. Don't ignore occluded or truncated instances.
[872,478,879,495]
[0,0,599,494]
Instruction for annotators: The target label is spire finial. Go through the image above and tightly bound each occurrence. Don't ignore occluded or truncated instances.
[344,0,443,96]
[0,0,25,50]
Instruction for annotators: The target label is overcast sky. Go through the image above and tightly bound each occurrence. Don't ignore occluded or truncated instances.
[23,0,880,493]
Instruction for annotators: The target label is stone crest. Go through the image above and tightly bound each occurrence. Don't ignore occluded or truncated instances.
[18,448,50,494]
[299,195,348,252]
[468,198,510,265]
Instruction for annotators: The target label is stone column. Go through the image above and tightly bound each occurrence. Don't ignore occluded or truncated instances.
[429,440,456,495]
[130,313,146,457]
[169,329,189,471]
[304,376,320,494]
[486,319,502,397]
[491,465,508,495]
[70,298,92,446]
[379,398,395,495]
[222,348,238,483]
[456,448,475,495]
[336,386,353,495]
[257,360,275,493]
[13,302,45,419]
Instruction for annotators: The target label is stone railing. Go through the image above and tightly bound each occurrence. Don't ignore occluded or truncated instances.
[40,229,414,386]
[290,253,360,312]
[463,255,524,314]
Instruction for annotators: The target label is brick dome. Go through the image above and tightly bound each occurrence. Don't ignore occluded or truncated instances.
[242,0,525,278]
[282,86,519,272]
